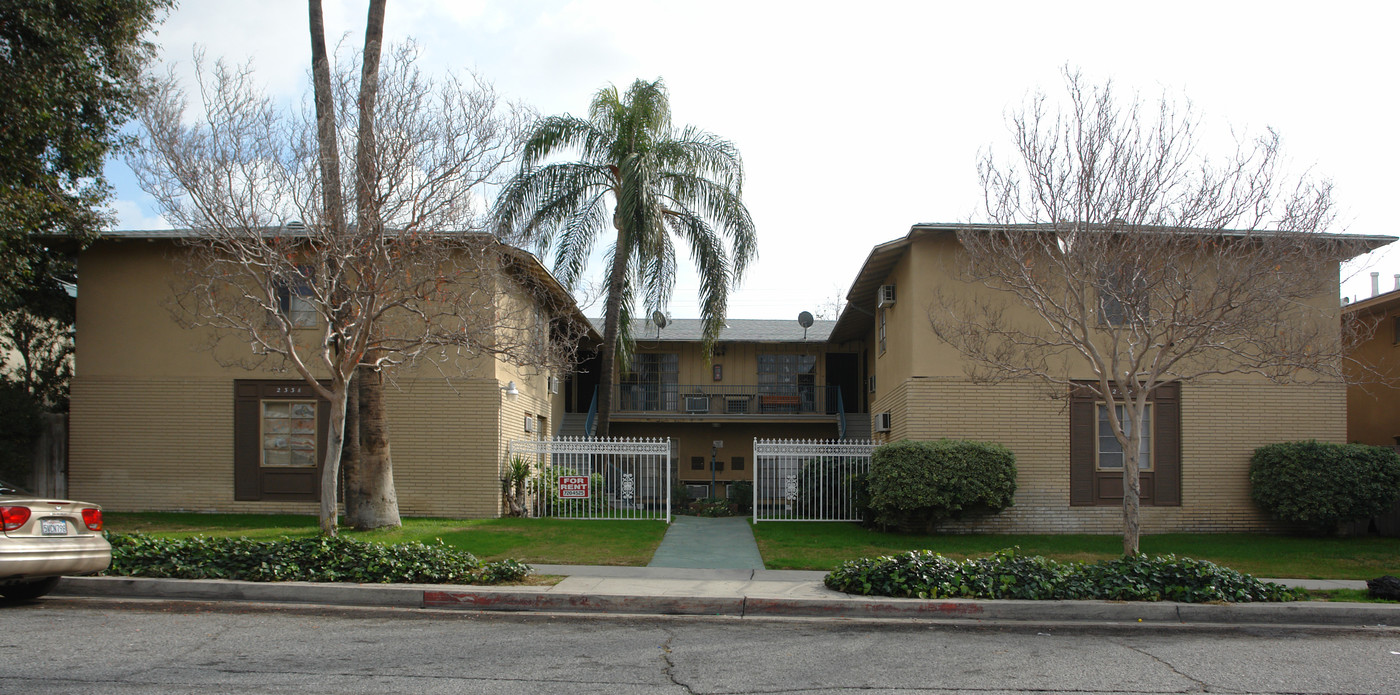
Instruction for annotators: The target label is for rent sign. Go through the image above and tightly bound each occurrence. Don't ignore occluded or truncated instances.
[558,475,590,499]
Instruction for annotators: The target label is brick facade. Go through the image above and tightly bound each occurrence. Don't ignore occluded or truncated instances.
[867,377,1346,533]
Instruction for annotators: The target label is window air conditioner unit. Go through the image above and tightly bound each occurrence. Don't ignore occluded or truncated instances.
[873,412,892,432]
[685,484,712,500]
[684,396,710,413]
[548,376,560,394]
[523,415,535,433]
[877,284,896,308]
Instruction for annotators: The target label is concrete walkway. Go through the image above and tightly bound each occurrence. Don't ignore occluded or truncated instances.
[647,515,764,569]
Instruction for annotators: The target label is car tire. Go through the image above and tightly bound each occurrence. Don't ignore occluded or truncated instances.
[1,576,62,601]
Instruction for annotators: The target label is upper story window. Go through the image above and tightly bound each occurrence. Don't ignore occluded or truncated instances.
[757,354,816,391]
[532,307,548,360]
[620,353,678,411]
[1098,266,1145,326]
[275,265,316,328]
[878,309,887,354]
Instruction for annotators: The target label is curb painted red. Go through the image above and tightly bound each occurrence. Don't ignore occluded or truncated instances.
[423,590,745,616]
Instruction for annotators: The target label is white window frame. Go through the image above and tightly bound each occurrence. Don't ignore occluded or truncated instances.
[1095,403,1153,472]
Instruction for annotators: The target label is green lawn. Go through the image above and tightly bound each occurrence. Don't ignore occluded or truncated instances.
[105,513,668,566]
[752,522,1400,579]
[107,513,1400,580]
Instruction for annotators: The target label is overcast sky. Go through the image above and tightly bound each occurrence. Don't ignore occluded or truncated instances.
[105,0,1400,318]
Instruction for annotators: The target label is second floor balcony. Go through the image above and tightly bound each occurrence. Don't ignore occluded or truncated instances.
[610,383,843,420]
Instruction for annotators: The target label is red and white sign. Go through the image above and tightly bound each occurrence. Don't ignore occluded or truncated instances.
[557,475,590,499]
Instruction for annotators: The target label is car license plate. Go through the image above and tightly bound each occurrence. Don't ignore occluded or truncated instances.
[40,519,68,536]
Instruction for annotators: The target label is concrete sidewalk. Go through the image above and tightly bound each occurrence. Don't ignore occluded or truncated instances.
[51,565,1392,628]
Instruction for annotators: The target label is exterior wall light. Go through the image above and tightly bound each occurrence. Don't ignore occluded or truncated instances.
[501,381,519,402]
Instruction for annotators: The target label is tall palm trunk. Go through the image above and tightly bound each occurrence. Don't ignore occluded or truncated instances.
[346,364,399,528]
[339,0,400,529]
[593,220,631,437]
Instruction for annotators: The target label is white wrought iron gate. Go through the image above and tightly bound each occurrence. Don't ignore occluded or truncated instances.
[753,438,876,522]
[507,436,672,521]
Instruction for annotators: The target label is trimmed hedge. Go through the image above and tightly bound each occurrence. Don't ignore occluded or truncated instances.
[865,439,1016,531]
[1250,441,1400,532]
[824,549,1302,603]
[105,533,531,584]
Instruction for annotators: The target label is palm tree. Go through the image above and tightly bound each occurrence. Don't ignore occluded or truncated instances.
[492,78,756,436]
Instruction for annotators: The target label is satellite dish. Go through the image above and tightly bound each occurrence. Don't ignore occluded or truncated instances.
[652,311,668,329]
[798,310,814,340]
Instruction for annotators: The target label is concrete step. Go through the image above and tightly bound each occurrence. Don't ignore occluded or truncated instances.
[842,414,872,440]
[558,412,590,437]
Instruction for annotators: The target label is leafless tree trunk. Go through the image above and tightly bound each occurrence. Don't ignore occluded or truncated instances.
[929,68,1379,556]
[341,367,360,520]
[306,0,348,534]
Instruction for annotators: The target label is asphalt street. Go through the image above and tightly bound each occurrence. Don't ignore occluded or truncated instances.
[3,598,1399,694]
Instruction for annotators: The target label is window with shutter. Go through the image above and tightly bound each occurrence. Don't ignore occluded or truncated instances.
[234,380,329,501]
[1068,382,1180,506]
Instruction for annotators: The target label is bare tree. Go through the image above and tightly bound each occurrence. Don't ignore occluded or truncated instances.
[929,69,1380,556]
[814,284,846,321]
[127,35,583,535]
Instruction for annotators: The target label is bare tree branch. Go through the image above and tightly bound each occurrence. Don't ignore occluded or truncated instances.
[931,68,1383,555]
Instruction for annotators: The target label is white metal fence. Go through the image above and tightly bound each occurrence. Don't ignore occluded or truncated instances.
[507,436,672,521]
[753,438,877,522]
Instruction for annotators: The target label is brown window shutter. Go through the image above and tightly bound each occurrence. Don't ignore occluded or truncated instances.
[1152,384,1181,506]
[731,456,744,471]
[233,383,261,501]
[1069,396,1096,506]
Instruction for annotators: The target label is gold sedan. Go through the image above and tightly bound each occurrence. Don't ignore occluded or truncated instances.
[1,481,111,601]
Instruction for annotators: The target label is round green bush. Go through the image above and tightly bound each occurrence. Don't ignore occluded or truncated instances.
[864,439,1017,532]
[1250,441,1400,532]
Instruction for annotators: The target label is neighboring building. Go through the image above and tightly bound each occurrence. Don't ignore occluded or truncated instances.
[68,230,593,517]
[1344,275,1400,447]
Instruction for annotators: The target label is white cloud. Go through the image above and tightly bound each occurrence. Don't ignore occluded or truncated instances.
[106,198,171,231]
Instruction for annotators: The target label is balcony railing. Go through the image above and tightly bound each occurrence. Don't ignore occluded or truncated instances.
[612,384,841,416]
